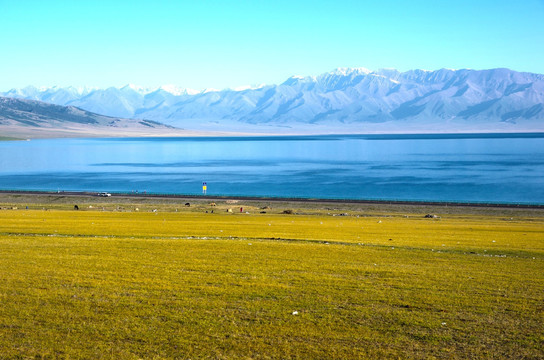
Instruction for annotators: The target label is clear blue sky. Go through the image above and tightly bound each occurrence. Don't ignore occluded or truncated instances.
[1,0,543,91]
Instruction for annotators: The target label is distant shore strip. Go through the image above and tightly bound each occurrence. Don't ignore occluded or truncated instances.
[0,190,542,209]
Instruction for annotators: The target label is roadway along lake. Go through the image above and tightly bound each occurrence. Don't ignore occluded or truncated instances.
[1,133,543,204]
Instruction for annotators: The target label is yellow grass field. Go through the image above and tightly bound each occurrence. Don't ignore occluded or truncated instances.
[0,197,543,359]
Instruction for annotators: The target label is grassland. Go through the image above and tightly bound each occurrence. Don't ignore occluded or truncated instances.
[0,136,23,141]
[0,194,543,359]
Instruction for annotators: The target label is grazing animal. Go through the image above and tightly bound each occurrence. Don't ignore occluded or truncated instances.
[74,205,79,210]
[185,203,191,207]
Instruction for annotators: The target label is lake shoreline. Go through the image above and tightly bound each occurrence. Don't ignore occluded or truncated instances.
[2,128,544,140]
[1,190,542,210]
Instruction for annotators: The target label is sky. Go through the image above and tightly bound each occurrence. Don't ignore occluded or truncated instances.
[1,0,543,91]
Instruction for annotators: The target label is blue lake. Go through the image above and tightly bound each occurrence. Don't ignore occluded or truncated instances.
[0,134,543,204]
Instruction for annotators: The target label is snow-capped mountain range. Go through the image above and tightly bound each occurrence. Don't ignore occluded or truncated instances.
[2,67,543,133]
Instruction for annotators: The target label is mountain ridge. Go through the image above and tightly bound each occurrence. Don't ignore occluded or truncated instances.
[0,96,186,138]
[2,67,544,133]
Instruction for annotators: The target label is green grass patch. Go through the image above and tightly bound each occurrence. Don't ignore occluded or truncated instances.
[0,207,543,358]
[0,136,23,141]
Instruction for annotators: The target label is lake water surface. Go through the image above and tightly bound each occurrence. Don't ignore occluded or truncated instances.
[1,134,543,204]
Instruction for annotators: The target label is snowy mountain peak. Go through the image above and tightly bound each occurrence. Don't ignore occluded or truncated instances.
[158,85,199,96]
[374,68,401,77]
[330,67,372,76]
[229,84,267,92]
[121,84,154,94]
[202,88,220,94]
[70,86,98,95]
[282,75,316,86]
[118,84,203,96]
